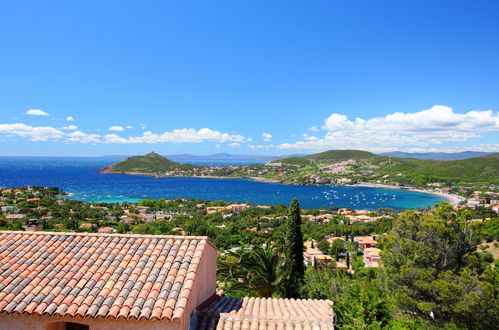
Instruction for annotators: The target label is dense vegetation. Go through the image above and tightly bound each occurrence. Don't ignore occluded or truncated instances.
[102,151,196,173]
[277,150,499,186]
[219,202,499,329]
[1,186,497,328]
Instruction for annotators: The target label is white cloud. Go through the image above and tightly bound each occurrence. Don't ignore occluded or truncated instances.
[228,142,240,147]
[399,144,499,153]
[248,144,275,150]
[65,131,101,143]
[262,133,272,142]
[109,126,125,131]
[66,116,74,121]
[61,125,78,130]
[139,123,147,130]
[302,134,318,141]
[102,128,248,144]
[279,105,499,150]
[25,109,49,116]
[126,125,133,129]
[308,126,319,132]
[0,123,249,146]
[0,123,65,141]
[215,144,222,148]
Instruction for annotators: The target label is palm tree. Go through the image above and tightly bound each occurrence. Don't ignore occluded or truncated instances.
[219,245,281,298]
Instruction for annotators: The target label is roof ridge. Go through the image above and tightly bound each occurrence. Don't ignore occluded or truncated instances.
[0,230,209,241]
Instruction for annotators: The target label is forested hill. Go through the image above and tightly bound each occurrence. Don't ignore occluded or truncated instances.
[100,150,499,186]
[100,152,196,173]
[275,150,499,185]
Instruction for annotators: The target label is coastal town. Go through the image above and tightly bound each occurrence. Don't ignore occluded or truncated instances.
[1,183,498,328]
[1,184,497,271]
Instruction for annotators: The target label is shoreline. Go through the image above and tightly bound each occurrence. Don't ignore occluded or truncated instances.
[353,182,464,206]
[99,170,458,205]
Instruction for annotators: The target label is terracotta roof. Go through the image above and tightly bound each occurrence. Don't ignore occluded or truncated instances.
[196,294,334,329]
[0,230,212,321]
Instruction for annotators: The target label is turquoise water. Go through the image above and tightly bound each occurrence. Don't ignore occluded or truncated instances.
[0,157,446,209]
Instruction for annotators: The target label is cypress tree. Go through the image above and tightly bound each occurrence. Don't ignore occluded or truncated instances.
[282,198,305,298]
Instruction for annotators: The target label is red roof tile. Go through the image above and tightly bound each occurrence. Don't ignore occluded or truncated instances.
[0,231,212,321]
[196,295,334,329]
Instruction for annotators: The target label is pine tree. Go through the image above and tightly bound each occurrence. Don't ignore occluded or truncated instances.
[281,198,305,298]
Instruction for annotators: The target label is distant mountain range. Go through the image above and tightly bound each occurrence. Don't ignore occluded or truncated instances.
[379,151,493,160]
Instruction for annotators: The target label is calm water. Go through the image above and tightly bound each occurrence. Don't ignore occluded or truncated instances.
[0,157,445,209]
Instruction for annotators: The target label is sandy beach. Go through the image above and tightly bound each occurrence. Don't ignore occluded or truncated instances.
[354,182,465,206]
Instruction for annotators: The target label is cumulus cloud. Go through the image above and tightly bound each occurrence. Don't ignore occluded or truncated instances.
[0,122,248,146]
[64,131,101,143]
[279,105,499,150]
[262,133,272,142]
[308,126,319,132]
[228,142,240,147]
[109,126,125,131]
[61,125,78,130]
[66,116,74,121]
[25,109,49,116]
[0,123,63,141]
[126,125,133,129]
[102,128,248,144]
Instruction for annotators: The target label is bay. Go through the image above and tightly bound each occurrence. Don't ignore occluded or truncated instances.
[0,157,445,209]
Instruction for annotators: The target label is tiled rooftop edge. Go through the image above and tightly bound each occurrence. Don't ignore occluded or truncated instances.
[0,230,210,241]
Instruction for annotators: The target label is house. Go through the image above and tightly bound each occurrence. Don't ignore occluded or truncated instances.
[1,206,18,213]
[97,227,117,234]
[225,204,248,213]
[0,231,217,330]
[195,294,334,329]
[5,214,27,220]
[354,236,378,250]
[79,223,93,230]
[303,241,334,266]
[347,215,377,223]
[363,247,381,268]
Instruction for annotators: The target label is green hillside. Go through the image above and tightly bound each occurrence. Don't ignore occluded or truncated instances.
[306,149,380,163]
[104,152,196,173]
[275,150,499,185]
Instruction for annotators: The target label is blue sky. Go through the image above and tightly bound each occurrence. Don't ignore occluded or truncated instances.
[1,0,498,156]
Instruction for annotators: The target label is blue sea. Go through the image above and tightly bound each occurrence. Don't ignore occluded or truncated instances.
[0,157,446,210]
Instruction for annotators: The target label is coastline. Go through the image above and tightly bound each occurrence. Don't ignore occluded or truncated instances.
[99,170,458,206]
[353,182,464,206]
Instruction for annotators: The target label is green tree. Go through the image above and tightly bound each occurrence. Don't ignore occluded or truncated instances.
[219,245,280,298]
[317,239,330,253]
[280,198,305,298]
[381,204,498,328]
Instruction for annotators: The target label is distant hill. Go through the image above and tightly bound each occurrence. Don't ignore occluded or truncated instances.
[102,153,307,161]
[379,151,493,160]
[276,150,381,166]
[101,152,196,173]
[275,150,499,185]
